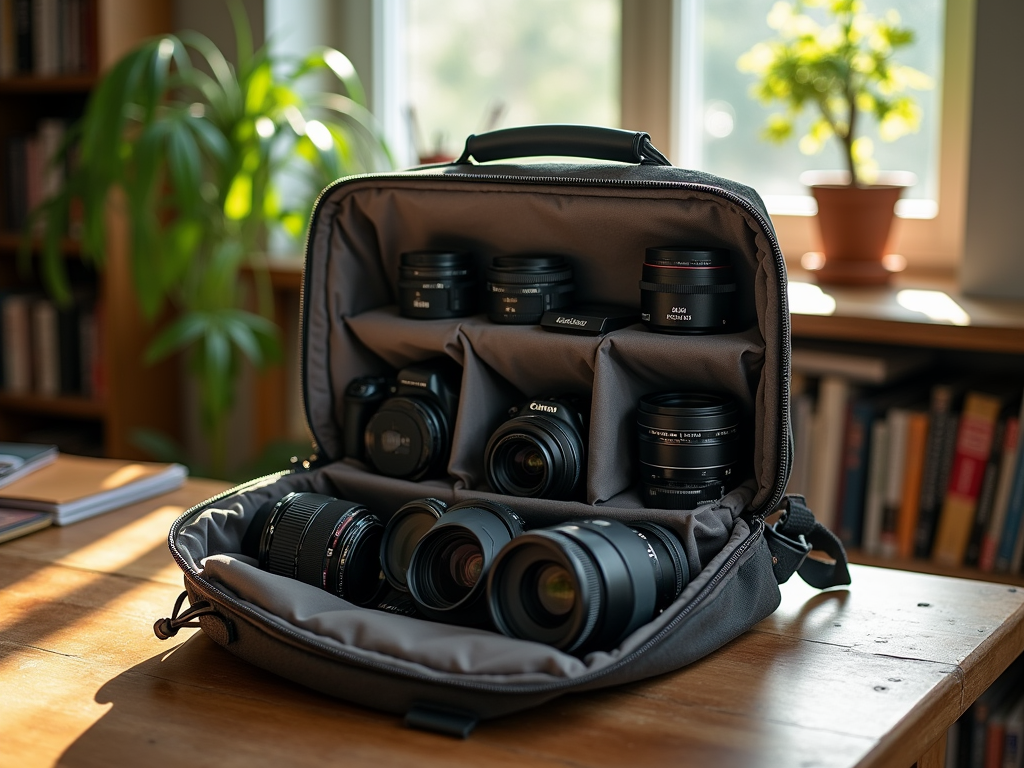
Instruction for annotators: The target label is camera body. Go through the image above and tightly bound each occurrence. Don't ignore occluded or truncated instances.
[344,359,461,481]
[485,395,588,500]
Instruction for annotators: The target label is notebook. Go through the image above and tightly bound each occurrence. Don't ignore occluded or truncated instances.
[0,454,188,526]
[0,443,59,489]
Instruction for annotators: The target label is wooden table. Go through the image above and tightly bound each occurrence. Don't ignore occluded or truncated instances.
[2,479,1023,768]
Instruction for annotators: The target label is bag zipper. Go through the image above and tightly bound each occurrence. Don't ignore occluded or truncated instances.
[168,479,765,695]
[299,170,791,519]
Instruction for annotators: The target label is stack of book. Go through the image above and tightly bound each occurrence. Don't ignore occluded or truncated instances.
[789,342,1024,576]
[0,0,98,77]
[0,444,187,541]
[0,291,101,398]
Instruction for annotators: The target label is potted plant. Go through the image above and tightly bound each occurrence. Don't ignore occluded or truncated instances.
[31,5,390,476]
[738,0,931,285]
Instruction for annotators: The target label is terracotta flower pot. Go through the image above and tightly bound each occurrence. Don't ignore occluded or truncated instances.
[801,171,915,286]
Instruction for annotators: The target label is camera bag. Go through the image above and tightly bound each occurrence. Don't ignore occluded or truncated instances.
[158,125,850,736]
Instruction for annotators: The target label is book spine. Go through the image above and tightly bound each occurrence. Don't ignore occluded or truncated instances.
[2,294,31,393]
[78,305,94,398]
[838,399,872,548]
[934,392,1003,567]
[897,411,930,559]
[880,408,910,558]
[31,298,58,395]
[13,0,30,73]
[996,408,1024,572]
[966,417,1008,567]
[915,384,956,558]
[57,301,79,394]
[787,391,814,497]
[806,375,850,531]
[0,0,16,77]
[863,419,889,556]
[980,416,1020,572]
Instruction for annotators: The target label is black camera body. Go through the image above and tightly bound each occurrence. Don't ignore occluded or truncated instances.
[344,359,461,481]
[485,395,588,500]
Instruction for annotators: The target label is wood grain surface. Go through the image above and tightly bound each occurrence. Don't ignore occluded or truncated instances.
[1,479,1022,768]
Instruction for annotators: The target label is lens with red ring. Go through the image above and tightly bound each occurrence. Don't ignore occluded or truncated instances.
[639,246,736,334]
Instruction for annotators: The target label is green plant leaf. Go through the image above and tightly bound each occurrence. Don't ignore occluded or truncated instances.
[145,311,210,363]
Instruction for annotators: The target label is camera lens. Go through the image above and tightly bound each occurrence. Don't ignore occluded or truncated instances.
[639,246,736,334]
[487,519,689,653]
[365,397,451,480]
[636,392,741,509]
[398,251,476,319]
[380,497,447,591]
[252,492,386,607]
[485,398,587,500]
[406,499,525,625]
[485,255,574,324]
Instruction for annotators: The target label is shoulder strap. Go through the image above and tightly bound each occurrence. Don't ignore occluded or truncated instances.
[764,494,852,589]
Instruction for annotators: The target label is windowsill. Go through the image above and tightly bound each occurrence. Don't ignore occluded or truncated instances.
[786,265,1024,354]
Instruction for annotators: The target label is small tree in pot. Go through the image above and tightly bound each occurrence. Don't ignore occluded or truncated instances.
[738,0,931,284]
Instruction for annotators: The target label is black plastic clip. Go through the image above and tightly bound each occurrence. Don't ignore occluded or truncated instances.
[764,521,812,585]
[154,590,236,644]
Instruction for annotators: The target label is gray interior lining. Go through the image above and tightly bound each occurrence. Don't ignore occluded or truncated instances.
[304,172,784,512]
[176,466,755,680]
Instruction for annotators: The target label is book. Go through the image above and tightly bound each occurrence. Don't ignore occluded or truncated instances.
[1003,690,1024,768]
[0,508,51,543]
[862,419,889,556]
[897,410,930,559]
[933,391,1006,567]
[996,397,1024,572]
[915,382,963,558]
[966,415,1010,568]
[0,454,188,525]
[787,387,814,498]
[0,441,57,488]
[791,341,933,384]
[805,375,850,531]
[880,407,911,558]
[2,293,33,393]
[837,398,872,548]
[980,416,1021,572]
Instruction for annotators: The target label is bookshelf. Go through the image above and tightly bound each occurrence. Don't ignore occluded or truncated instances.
[0,0,177,459]
[789,266,1024,586]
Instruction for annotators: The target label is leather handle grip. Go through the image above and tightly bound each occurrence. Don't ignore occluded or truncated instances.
[455,125,672,166]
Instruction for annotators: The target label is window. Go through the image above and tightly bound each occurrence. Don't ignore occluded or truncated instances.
[675,0,946,219]
[376,0,620,166]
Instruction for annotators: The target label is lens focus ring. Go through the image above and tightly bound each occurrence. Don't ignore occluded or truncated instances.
[265,494,327,578]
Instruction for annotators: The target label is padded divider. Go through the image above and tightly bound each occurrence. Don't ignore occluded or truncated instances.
[304,174,786,508]
[588,325,765,503]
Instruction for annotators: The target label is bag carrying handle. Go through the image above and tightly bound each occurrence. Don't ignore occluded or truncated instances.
[454,124,672,166]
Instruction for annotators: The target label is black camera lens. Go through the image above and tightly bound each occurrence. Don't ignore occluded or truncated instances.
[398,251,477,319]
[485,397,587,500]
[365,398,450,480]
[248,492,386,607]
[639,246,736,334]
[487,519,689,654]
[485,254,575,324]
[380,497,447,591]
[406,499,525,625]
[637,392,741,509]
[362,360,459,481]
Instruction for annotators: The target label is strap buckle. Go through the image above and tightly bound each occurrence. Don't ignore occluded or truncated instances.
[764,521,812,585]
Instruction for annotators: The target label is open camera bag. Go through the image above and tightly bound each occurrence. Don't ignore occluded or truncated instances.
[159,125,851,736]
